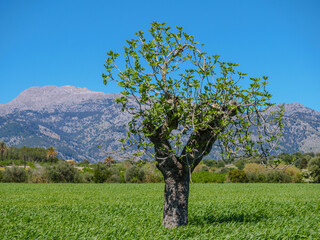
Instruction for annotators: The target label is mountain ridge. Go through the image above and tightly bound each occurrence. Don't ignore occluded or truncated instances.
[0,85,122,115]
[0,85,319,162]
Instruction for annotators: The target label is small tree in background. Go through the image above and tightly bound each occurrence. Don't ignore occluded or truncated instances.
[0,142,7,160]
[125,165,145,183]
[93,162,112,183]
[2,166,27,183]
[19,147,29,168]
[104,156,115,167]
[299,157,308,169]
[103,22,283,227]
[234,159,246,170]
[82,159,90,165]
[228,169,248,183]
[46,161,80,183]
[308,157,320,183]
[46,146,57,164]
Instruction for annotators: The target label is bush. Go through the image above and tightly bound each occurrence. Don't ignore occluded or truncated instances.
[46,161,81,183]
[199,165,209,172]
[243,163,299,183]
[217,160,226,168]
[191,171,226,183]
[283,165,301,177]
[125,166,145,183]
[227,169,248,183]
[0,169,3,182]
[193,164,208,172]
[292,172,303,183]
[234,160,245,170]
[265,170,292,183]
[2,166,28,182]
[28,168,49,183]
[202,159,215,167]
[93,162,112,183]
[244,163,267,175]
[216,167,230,174]
[246,172,266,183]
[308,157,320,183]
[299,158,308,169]
[143,164,163,183]
[80,172,94,183]
[107,174,122,183]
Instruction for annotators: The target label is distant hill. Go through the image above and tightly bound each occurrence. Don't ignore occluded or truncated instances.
[0,86,319,162]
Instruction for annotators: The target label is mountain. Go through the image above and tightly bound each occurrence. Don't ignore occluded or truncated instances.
[0,86,132,162]
[273,102,320,153]
[0,86,319,162]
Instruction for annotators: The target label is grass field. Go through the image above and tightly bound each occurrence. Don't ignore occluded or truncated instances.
[0,183,319,239]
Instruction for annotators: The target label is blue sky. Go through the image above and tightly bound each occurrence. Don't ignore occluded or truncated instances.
[1,0,319,111]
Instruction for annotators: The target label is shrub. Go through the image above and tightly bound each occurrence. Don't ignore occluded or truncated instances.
[216,167,230,174]
[0,169,3,182]
[28,168,49,183]
[107,174,122,183]
[283,165,301,177]
[143,164,163,183]
[292,172,303,183]
[2,166,28,183]
[308,157,320,183]
[93,162,112,183]
[199,165,209,172]
[246,172,266,183]
[265,170,292,183]
[46,161,81,183]
[234,160,246,170]
[125,166,145,183]
[243,163,267,174]
[217,160,226,168]
[193,164,208,172]
[227,169,248,183]
[202,159,216,167]
[191,171,226,183]
[299,158,308,169]
[81,172,94,183]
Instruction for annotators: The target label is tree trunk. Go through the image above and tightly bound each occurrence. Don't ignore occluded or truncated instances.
[162,173,190,228]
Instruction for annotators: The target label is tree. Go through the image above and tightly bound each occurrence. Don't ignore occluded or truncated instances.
[125,165,145,183]
[228,169,248,183]
[46,161,80,183]
[93,162,112,183]
[234,159,246,170]
[47,146,57,164]
[103,22,283,228]
[19,146,29,168]
[308,157,320,183]
[2,166,27,183]
[0,141,7,160]
[104,156,115,167]
[299,157,308,169]
[82,159,90,165]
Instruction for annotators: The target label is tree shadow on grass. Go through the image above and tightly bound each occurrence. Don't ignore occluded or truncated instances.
[189,211,267,226]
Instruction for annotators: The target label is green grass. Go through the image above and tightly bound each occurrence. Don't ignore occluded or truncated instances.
[0,183,319,239]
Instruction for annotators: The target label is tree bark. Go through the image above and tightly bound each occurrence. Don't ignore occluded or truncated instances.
[162,173,190,228]
[149,118,222,228]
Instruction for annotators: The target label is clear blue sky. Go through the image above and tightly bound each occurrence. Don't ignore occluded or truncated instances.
[1,0,319,111]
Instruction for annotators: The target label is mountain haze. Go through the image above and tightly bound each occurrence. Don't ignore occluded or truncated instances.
[0,86,319,162]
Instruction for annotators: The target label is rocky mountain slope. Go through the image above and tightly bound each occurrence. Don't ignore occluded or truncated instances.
[0,86,319,162]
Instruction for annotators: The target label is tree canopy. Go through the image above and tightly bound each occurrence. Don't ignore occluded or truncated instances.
[103,22,283,167]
